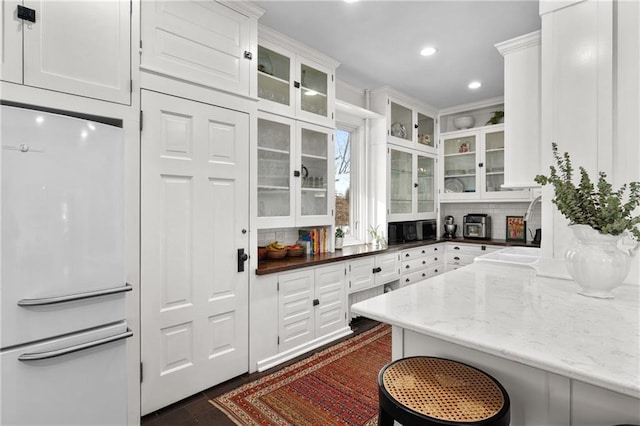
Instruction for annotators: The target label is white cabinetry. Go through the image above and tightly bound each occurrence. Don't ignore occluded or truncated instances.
[445,243,499,271]
[440,125,530,201]
[371,88,437,154]
[1,0,130,104]
[277,264,347,353]
[347,252,399,294]
[388,145,437,221]
[496,31,541,189]
[258,26,338,128]
[256,111,335,228]
[400,244,444,287]
[140,0,261,97]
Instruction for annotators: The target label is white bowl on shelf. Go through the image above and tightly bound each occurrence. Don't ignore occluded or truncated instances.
[453,116,475,130]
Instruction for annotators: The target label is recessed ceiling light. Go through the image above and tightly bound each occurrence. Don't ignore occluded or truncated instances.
[468,81,482,89]
[420,47,438,57]
[344,0,359,3]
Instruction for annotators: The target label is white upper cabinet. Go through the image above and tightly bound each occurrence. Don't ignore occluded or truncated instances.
[388,145,437,221]
[257,26,338,128]
[1,0,131,104]
[141,0,262,97]
[371,88,437,154]
[496,31,541,189]
[440,124,531,201]
[256,111,335,228]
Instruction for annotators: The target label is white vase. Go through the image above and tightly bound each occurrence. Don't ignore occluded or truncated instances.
[565,224,637,298]
[335,237,343,250]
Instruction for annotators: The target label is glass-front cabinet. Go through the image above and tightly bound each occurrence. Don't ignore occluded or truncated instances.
[440,125,529,201]
[257,34,336,128]
[257,112,334,228]
[388,145,436,221]
[386,97,436,154]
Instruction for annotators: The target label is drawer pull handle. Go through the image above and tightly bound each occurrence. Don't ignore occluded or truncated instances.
[454,246,460,250]
[18,284,132,306]
[405,253,410,257]
[422,260,426,264]
[405,265,410,269]
[454,256,460,260]
[18,329,133,361]
[421,250,425,254]
[421,273,426,277]
[434,257,438,261]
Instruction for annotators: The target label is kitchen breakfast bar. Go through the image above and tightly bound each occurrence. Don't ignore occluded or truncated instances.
[351,262,640,426]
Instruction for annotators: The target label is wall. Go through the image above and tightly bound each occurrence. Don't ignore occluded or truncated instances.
[441,202,542,241]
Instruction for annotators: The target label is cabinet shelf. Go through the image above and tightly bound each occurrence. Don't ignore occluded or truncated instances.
[486,148,505,153]
[302,86,327,97]
[445,173,475,178]
[444,152,476,158]
[258,70,289,85]
[301,153,327,161]
[258,185,290,191]
[258,146,290,155]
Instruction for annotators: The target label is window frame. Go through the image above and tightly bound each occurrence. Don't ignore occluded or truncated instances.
[335,119,366,246]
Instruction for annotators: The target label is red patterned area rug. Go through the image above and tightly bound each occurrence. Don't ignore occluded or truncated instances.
[210,323,391,426]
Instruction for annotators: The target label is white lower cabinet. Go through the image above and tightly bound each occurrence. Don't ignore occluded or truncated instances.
[277,263,348,354]
[446,242,500,271]
[347,252,400,295]
[400,243,445,287]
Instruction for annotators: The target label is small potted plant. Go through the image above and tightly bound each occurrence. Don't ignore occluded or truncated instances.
[535,143,640,298]
[368,225,386,249]
[335,227,344,250]
[486,110,504,125]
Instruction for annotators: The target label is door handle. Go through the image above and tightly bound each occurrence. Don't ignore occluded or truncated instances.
[237,248,248,272]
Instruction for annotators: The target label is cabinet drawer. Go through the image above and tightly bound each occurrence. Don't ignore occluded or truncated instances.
[401,270,430,287]
[447,243,497,256]
[428,265,444,277]
[402,257,430,274]
[401,246,430,260]
[446,252,477,266]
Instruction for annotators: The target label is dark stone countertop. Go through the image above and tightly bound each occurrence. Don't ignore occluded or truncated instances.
[256,238,540,276]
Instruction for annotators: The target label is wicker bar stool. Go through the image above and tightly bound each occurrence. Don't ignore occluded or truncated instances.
[378,356,510,426]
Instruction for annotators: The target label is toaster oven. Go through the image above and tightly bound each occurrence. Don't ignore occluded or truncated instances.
[463,214,491,239]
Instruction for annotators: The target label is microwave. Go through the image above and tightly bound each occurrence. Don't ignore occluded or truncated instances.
[388,220,437,245]
[463,214,491,240]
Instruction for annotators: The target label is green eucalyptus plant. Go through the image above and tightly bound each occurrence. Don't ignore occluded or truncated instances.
[534,143,640,240]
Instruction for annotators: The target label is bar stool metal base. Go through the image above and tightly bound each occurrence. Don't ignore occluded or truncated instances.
[378,356,510,426]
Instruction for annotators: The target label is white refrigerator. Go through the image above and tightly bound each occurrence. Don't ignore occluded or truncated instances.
[0,104,131,425]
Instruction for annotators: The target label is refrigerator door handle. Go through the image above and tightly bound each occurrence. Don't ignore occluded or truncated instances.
[18,329,133,361]
[17,283,132,306]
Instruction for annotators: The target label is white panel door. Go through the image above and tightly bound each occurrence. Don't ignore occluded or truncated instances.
[141,0,252,96]
[278,269,314,353]
[22,0,130,104]
[1,0,22,83]
[140,90,249,414]
[314,263,346,338]
[375,252,400,286]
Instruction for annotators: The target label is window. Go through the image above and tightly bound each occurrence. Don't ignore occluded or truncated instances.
[334,122,363,245]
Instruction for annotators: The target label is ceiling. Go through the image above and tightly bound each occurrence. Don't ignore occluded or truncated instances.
[253,0,541,110]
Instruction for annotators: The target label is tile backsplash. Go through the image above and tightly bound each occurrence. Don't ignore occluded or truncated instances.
[257,228,301,247]
[441,202,542,241]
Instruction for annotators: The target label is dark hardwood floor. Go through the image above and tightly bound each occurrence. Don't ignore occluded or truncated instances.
[140,317,380,426]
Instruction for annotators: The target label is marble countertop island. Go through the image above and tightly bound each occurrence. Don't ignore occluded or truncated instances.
[351,262,640,399]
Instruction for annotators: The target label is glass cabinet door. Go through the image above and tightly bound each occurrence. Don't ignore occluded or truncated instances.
[417,154,435,214]
[417,112,435,150]
[299,63,328,118]
[389,148,413,215]
[443,133,477,195]
[299,125,330,220]
[390,101,413,143]
[257,117,292,220]
[257,45,291,107]
[484,129,505,194]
